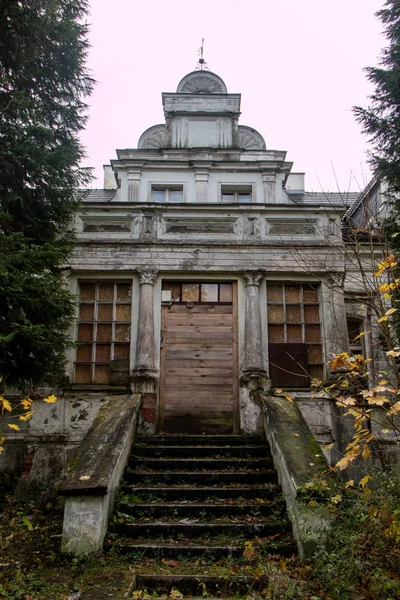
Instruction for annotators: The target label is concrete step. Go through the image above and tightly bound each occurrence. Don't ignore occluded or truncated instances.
[132,444,268,458]
[136,435,264,446]
[134,574,270,596]
[110,538,297,559]
[113,520,290,539]
[124,470,278,486]
[129,457,272,471]
[118,500,285,519]
[119,484,281,502]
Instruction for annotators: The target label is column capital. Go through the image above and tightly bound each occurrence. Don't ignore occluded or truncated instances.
[138,269,158,286]
[243,271,264,287]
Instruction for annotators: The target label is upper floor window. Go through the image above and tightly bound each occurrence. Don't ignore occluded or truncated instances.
[152,186,183,203]
[221,185,252,204]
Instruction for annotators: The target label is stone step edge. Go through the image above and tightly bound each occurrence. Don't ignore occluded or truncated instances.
[129,454,271,465]
[126,470,276,475]
[119,501,283,509]
[120,485,280,493]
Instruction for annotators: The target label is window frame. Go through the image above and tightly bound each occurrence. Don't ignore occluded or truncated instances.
[162,281,233,305]
[74,281,132,385]
[220,184,253,204]
[151,184,184,203]
[266,282,324,387]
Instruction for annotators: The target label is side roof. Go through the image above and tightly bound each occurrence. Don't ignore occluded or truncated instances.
[80,188,360,209]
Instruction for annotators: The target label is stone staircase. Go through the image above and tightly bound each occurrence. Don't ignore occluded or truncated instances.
[110,434,297,598]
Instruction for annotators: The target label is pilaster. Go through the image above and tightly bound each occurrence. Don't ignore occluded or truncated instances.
[128,170,142,202]
[262,174,276,203]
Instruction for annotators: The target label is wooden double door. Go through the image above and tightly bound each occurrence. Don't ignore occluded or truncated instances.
[159,282,238,434]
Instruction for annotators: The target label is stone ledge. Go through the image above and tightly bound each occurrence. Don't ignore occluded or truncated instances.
[260,394,335,559]
[59,393,140,496]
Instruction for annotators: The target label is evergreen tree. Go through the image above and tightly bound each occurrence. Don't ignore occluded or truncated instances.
[0,0,94,387]
[354,0,400,192]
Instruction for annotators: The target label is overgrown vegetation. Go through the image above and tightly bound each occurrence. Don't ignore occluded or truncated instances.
[0,0,94,387]
[311,470,400,600]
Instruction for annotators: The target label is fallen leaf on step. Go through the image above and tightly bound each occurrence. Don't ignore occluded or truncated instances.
[161,558,180,567]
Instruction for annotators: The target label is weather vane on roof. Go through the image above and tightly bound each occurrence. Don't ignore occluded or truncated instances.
[196,38,208,70]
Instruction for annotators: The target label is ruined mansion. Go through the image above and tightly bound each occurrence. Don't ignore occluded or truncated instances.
[2,68,395,511]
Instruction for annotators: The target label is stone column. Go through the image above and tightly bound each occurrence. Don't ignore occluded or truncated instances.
[132,269,158,379]
[242,271,267,378]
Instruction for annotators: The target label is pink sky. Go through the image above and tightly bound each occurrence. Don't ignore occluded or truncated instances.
[81,0,385,193]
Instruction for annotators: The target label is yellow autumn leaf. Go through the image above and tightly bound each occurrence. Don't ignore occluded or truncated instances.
[21,398,32,410]
[7,423,20,431]
[0,397,12,412]
[378,315,388,323]
[331,495,342,504]
[324,443,335,451]
[386,308,397,316]
[383,293,392,300]
[294,433,299,437]
[79,475,91,481]
[280,559,287,571]
[359,475,372,489]
[344,479,354,488]
[388,401,400,416]
[382,429,390,434]
[354,331,366,340]
[275,388,283,394]
[362,445,371,460]
[386,349,400,357]
[19,412,33,421]
[43,395,57,403]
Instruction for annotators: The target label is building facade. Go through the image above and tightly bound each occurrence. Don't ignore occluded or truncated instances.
[6,67,400,505]
[63,68,363,447]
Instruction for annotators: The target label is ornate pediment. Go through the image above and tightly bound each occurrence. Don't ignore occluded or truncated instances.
[237,125,266,150]
[176,70,227,94]
[138,124,168,149]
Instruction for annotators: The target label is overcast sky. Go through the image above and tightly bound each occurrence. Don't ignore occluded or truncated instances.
[81,0,385,193]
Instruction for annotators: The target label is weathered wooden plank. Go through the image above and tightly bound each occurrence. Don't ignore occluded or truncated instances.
[166,341,232,351]
[166,326,233,333]
[166,350,233,360]
[165,359,233,369]
[165,381,234,390]
[166,331,233,340]
[166,368,233,377]
[168,305,233,314]
[164,390,232,400]
[167,314,233,324]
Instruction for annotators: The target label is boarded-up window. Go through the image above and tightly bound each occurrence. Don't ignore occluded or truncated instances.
[267,283,323,387]
[74,282,132,385]
[162,282,233,304]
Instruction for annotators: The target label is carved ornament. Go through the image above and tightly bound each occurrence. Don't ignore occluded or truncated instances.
[243,271,264,287]
[138,124,168,149]
[177,71,227,94]
[238,125,266,150]
[138,269,158,285]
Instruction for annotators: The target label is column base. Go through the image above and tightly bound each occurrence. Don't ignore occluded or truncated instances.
[239,371,271,435]
[131,370,159,435]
